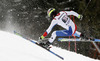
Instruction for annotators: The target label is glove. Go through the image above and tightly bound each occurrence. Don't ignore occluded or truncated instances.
[78,15,83,21]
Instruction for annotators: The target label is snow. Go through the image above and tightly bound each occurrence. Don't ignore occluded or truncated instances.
[0,31,99,61]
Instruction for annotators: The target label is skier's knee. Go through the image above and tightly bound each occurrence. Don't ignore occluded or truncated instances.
[50,31,56,40]
[52,31,56,36]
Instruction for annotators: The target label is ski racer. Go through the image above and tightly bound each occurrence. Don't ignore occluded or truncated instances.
[38,8,83,49]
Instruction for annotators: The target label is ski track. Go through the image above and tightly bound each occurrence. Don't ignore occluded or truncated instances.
[0,31,99,61]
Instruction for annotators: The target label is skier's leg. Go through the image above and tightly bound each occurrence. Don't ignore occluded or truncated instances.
[49,26,73,43]
[74,31,81,37]
[49,31,57,43]
[74,31,88,39]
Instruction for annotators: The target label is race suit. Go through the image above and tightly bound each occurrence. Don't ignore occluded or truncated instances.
[41,11,81,43]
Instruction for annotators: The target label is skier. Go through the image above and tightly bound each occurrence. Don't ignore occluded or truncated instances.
[38,8,83,49]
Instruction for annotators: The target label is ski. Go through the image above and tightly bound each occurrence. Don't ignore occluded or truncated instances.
[14,31,64,60]
[58,38,80,42]
[58,38,100,42]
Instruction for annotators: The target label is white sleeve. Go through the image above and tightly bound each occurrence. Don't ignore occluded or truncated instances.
[65,11,80,18]
[46,20,57,34]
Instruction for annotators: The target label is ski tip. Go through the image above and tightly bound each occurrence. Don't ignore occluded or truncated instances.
[61,57,64,60]
[62,58,64,60]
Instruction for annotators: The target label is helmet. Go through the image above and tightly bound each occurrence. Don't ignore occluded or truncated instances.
[47,8,56,17]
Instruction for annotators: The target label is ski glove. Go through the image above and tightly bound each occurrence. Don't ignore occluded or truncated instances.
[78,15,83,21]
[40,32,48,39]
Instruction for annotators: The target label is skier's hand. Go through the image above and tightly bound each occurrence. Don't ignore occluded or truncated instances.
[78,15,83,21]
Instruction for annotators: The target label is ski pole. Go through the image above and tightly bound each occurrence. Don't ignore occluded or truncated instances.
[82,0,91,15]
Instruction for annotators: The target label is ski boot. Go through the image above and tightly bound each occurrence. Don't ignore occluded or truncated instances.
[38,41,52,50]
[80,33,88,40]
[80,34,94,41]
[88,37,95,41]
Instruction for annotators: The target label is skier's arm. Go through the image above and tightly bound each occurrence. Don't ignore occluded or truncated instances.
[41,20,57,39]
[65,11,82,19]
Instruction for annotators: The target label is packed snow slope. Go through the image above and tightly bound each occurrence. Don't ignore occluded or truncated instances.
[0,31,99,61]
